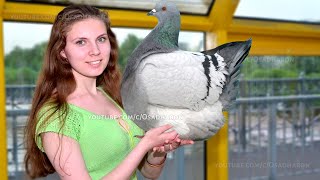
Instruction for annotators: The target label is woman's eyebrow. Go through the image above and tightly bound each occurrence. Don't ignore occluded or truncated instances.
[71,33,108,41]
[97,33,108,37]
[71,37,87,42]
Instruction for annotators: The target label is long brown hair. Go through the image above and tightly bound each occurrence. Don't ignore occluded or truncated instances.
[24,5,122,178]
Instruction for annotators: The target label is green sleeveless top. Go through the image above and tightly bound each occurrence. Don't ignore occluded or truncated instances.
[35,87,144,180]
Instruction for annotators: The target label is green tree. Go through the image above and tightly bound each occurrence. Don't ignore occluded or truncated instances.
[118,34,142,71]
[5,41,47,84]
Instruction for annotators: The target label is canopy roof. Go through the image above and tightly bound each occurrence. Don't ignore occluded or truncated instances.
[7,0,320,24]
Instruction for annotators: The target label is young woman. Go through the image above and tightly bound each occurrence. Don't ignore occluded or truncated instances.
[24,5,193,180]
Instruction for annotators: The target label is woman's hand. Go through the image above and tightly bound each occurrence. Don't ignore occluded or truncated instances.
[137,124,179,151]
[143,135,194,170]
[137,126,194,179]
[152,135,194,153]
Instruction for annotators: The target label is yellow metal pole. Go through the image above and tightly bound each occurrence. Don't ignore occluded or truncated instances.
[0,0,8,178]
[205,0,240,179]
[206,30,229,180]
[208,0,239,30]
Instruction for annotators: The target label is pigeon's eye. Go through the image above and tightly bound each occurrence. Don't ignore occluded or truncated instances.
[162,6,166,11]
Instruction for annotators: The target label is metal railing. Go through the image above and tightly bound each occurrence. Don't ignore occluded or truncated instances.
[5,76,320,180]
[229,76,320,180]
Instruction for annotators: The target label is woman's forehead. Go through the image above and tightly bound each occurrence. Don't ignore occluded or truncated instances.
[66,18,107,39]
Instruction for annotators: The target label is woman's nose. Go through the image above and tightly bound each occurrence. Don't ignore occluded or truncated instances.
[89,42,101,56]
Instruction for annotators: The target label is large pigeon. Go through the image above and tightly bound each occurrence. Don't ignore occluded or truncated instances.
[121,0,251,141]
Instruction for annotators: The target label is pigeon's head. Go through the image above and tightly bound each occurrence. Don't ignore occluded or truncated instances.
[147,1,180,22]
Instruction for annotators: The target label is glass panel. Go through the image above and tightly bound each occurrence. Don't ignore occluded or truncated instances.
[4,22,52,179]
[234,0,320,23]
[229,56,320,179]
[4,21,205,180]
[8,0,215,15]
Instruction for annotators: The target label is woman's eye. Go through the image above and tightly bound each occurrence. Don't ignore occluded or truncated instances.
[98,37,107,43]
[76,40,85,45]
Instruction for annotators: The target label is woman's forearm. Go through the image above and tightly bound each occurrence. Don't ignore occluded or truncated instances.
[101,139,149,180]
[139,151,167,179]
[102,124,177,179]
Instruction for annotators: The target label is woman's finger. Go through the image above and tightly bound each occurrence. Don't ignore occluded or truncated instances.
[156,124,173,133]
[153,147,159,152]
[162,130,178,140]
[180,140,194,145]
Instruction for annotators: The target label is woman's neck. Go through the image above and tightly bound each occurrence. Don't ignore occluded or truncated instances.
[71,70,98,96]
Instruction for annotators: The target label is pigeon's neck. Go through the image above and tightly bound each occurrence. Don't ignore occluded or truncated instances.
[155,16,180,49]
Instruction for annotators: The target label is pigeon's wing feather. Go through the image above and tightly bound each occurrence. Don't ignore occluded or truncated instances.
[137,51,226,111]
[122,34,178,83]
[202,39,252,110]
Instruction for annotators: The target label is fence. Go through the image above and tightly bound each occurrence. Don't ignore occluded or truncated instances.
[229,76,320,180]
[5,76,320,180]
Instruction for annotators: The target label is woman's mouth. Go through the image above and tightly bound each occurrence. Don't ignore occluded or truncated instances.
[87,60,102,66]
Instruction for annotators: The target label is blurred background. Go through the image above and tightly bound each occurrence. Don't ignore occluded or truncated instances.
[1,0,320,180]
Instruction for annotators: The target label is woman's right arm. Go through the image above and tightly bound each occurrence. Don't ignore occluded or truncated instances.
[42,124,177,180]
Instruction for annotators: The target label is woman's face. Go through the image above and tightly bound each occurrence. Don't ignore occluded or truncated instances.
[60,18,111,79]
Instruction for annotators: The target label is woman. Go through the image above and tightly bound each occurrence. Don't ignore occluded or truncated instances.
[24,5,193,180]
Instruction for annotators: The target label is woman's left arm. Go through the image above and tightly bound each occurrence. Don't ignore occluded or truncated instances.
[139,137,194,179]
[138,151,166,179]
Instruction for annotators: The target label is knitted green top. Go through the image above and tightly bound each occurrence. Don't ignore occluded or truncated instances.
[35,87,144,180]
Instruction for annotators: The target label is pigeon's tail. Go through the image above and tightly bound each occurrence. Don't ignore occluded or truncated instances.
[202,38,252,110]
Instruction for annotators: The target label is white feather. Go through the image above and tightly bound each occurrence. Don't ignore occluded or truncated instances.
[137,50,227,111]
[146,101,225,139]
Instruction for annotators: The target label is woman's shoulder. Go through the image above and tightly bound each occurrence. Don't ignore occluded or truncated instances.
[37,101,84,130]
[35,102,84,152]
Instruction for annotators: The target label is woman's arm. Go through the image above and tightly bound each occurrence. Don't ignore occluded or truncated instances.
[138,137,194,179]
[42,132,92,180]
[138,151,167,179]
[42,124,177,180]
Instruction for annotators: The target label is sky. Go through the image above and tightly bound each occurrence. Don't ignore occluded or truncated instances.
[234,0,320,22]
[4,0,320,55]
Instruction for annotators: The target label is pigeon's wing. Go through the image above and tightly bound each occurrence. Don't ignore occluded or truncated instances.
[137,50,227,111]
[122,34,178,83]
[202,39,252,110]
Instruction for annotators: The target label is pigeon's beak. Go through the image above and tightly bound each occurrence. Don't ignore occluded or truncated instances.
[147,9,156,16]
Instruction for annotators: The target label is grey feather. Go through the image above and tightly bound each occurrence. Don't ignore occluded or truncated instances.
[121,1,182,132]
[202,39,252,110]
[122,1,180,82]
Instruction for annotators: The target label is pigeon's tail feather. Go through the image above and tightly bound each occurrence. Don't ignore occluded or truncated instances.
[220,70,240,110]
[202,38,252,110]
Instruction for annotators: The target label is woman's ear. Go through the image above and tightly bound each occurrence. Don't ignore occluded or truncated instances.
[60,50,67,59]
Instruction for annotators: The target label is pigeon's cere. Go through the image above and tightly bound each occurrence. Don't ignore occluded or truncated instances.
[121,0,252,141]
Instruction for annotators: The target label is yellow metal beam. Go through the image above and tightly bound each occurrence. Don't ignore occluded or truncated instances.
[228,19,320,55]
[229,18,320,38]
[208,0,240,30]
[3,2,212,31]
[206,30,229,180]
[3,2,63,23]
[107,9,212,31]
[0,0,8,178]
